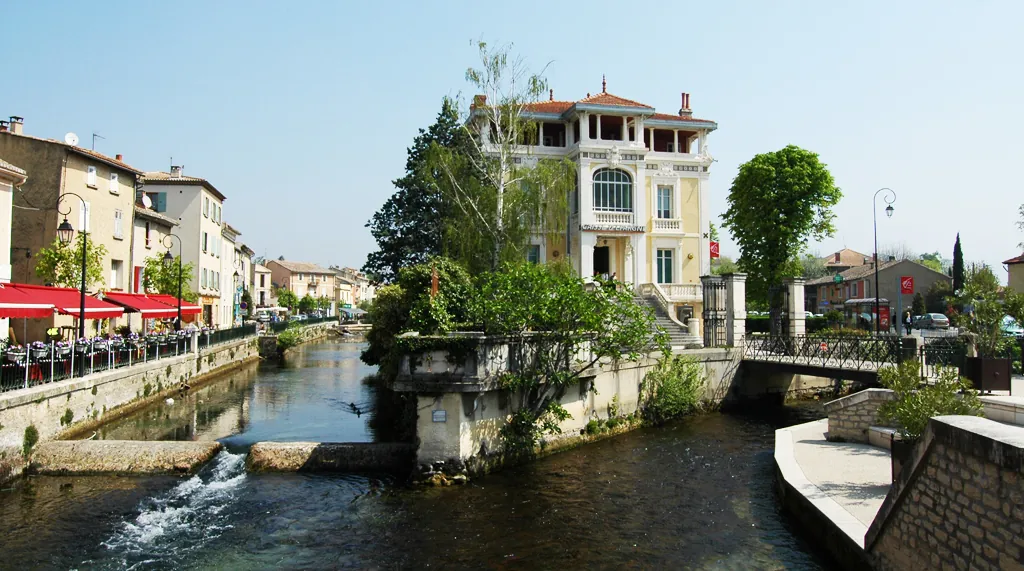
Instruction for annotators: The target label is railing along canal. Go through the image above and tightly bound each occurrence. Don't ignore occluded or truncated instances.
[744,334,904,371]
[1,323,260,394]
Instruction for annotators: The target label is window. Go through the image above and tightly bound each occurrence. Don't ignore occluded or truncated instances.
[592,168,632,212]
[215,271,220,290]
[145,221,152,248]
[656,249,674,284]
[86,166,97,187]
[204,197,210,217]
[146,192,167,212]
[109,172,119,194]
[657,186,673,219]
[110,260,123,290]
[202,268,208,289]
[527,245,541,264]
[202,232,208,253]
[78,201,91,232]
[113,209,124,239]
[216,205,221,223]
[260,274,265,287]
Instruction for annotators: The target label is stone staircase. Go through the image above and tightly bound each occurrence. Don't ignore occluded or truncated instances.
[635,295,703,348]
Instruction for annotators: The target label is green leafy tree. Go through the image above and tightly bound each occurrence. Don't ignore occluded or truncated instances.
[911,292,926,316]
[721,145,842,308]
[34,235,107,290]
[141,255,198,303]
[710,255,740,276]
[956,264,1016,356]
[878,360,981,441]
[925,281,953,314]
[799,253,829,280]
[918,251,944,273]
[276,289,298,311]
[430,41,572,271]
[362,98,475,283]
[240,290,253,318]
[298,294,316,314]
[952,233,965,292]
[709,222,720,242]
[317,295,331,310]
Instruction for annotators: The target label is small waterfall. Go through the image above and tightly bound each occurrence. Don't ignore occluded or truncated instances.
[97,450,246,569]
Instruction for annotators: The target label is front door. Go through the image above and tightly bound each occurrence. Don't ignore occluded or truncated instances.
[593,246,610,277]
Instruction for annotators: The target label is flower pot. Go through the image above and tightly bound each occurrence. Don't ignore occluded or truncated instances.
[890,436,915,482]
[56,346,71,357]
[964,356,1011,393]
[6,351,26,364]
[30,347,49,359]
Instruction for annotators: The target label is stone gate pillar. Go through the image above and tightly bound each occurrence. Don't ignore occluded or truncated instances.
[785,277,806,337]
[723,273,747,347]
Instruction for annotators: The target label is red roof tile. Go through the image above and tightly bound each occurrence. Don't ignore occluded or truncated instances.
[1004,254,1024,264]
[522,101,575,114]
[578,92,652,108]
[648,113,717,125]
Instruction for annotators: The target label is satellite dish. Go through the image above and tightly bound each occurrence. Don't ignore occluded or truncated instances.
[142,194,153,208]
[64,132,79,146]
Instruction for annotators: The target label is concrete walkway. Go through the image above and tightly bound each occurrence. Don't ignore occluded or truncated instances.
[775,419,891,548]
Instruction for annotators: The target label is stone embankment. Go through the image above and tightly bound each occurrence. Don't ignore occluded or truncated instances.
[29,440,222,475]
[246,441,415,474]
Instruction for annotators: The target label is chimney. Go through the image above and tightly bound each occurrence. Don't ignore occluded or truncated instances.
[115,154,123,162]
[834,252,841,263]
[0,120,7,133]
[170,165,183,178]
[679,93,692,116]
[549,88,554,101]
[888,255,896,262]
[471,94,487,109]
[8,116,23,135]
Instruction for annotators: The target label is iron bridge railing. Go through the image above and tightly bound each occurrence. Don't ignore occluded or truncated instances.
[744,334,904,371]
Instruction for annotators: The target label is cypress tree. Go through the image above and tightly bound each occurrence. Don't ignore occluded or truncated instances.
[952,233,965,292]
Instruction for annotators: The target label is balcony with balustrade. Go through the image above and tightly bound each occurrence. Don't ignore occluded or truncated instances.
[651,217,683,234]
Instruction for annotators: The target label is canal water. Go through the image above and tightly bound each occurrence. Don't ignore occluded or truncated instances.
[0,340,832,570]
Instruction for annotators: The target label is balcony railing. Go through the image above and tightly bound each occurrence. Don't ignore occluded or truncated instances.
[661,283,702,302]
[593,211,635,226]
[652,218,682,232]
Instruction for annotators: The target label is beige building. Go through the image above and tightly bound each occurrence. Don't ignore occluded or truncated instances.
[0,116,142,340]
[141,168,226,327]
[332,266,375,305]
[1004,254,1024,294]
[253,263,273,307]
[131,205,178,293]
[0,155,28,341]
[266,260,336,313]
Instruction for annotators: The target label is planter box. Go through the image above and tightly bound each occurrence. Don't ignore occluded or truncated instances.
[890,436,914,481]
[964,356,1011,392]
[6,351,26,364]
[30,347,49,359]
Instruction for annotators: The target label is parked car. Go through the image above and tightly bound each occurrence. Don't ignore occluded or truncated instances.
[1002,316,1024,337]
[917,313,950,330]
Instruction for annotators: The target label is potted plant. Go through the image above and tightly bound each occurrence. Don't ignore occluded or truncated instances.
[878,360,982,480]
[74,337,91,353]
[29,340,49,360]
[5,343,26,363]
[109,334,124,349]
[55,341,71,357]
[958,266,1014,392]
[90,336,108,352]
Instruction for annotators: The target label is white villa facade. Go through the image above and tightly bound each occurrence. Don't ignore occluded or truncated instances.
[483,84,717,320]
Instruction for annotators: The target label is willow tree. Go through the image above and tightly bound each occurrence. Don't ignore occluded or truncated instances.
[722,145,841,308]
[430,41,573,272]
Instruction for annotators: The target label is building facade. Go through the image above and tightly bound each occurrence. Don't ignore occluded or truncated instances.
[0,117,142,340]
[0,155,28,341]
[1004,254,1024,294]
[479,85,717,319]
[141,167,226,327]
[331,266,375,306]
[806,259,952,316]
[253,263,273,307]
[266,260,336,314]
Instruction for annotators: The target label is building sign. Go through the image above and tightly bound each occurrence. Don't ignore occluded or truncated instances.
[833,274,844,284]
[879,306,891,330]
[900,276,914,295]
[709,241,720,259]
[580,224,646,233]
[432,410,447,423]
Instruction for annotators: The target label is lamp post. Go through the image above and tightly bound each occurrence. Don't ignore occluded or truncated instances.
[873,188,896,335]
[55,193,88,339]
[162,234,183,331]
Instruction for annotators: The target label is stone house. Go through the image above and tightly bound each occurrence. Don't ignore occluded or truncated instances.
[0,116,142,340]
[266,260,337,314]
[806,259,951,318]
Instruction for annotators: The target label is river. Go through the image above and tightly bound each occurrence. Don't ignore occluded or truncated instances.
[0,340,831,570]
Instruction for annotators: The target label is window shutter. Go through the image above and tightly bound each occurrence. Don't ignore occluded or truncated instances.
[156,193,167,212]
[109,172,118,193]
[87,166,97,187]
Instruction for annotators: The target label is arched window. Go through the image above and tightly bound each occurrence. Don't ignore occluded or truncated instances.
[592,169,632,212]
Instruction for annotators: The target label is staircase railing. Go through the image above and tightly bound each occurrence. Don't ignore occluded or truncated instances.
[637,283,690,333]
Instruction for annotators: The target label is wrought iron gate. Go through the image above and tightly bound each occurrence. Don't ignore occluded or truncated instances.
[768,284,790,337]
[702,276,726,347]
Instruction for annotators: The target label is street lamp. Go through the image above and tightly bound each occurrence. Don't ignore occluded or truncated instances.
[873,188,896,335]
[162,234,183,331]
[56,193,88,339]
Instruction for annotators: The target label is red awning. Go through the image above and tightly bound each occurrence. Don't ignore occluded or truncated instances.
[102,292,179,318]
[0,282,55,318]
[12,284,124,319]
[149,294,203,316]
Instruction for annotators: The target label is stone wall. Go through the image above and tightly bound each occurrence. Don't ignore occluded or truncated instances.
[866,416,1024,570]
[0,336,260,484]
[824,388,895,443]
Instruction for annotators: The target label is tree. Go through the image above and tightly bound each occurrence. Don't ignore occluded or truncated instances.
[298,294,316,314]
[362,98,475,283]
[799,253,829,280]
[952,234,965,292]
[710,256,740,276]
[918,251,944,273]
[709,222,720,242]
[721,145,842,308]
[956,264,1016,356]
[431,41,572,271]
[140,255,198,303]
[878,242,916,262]
[317,295,331,310]
[925,281,953,314]
[911,292,926,316]
[34,235,107,290]
[240,289,253,318]
[276,289,298,311]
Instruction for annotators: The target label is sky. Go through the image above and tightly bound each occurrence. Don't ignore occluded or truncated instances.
[5,1,1023,280]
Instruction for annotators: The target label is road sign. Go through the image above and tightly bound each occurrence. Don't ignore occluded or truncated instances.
[709,241,720,259]
[900,276,914,295]
[819,342,828,352]
[833,274,844,284]
[240,302,248,310]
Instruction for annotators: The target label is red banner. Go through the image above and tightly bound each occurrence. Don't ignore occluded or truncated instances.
[879,306,891,330]
[710,241,720,259]
[900,276,914,295]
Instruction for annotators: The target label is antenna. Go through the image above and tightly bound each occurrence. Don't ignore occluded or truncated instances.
[91,132,105,151]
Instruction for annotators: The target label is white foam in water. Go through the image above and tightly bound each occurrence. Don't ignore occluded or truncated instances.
[100,450,247,567]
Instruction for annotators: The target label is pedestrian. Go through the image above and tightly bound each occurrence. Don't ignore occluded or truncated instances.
[904,311,912,335]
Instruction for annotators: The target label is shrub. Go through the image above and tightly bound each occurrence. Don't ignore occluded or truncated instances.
[877,360,982,441]
[23,425,39,457]
[641,355,706,423]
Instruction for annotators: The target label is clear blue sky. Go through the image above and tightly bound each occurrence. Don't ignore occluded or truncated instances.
[6,1,1022,280]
